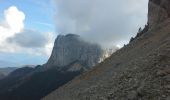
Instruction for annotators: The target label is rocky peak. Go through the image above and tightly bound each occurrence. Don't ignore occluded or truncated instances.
[45,34,103,71]
[148,0,170,28]
[130,0,170,42]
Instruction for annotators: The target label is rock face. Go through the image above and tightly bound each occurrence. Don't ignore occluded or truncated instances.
[148,0,170,28]
[42,0,170,100]
[45,34,103,71]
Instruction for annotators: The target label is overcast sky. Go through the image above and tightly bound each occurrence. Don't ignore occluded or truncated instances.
[0,0,148,67]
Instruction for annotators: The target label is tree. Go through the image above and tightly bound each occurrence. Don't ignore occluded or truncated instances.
[138,27,142,33]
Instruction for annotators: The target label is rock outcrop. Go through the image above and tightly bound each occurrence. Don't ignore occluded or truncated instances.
[45,34,103,71]
[148,0,170,28]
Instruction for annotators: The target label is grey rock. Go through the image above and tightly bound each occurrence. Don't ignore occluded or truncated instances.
[157,70,167,76]
[45,34,103,71]
[127,91,138,100]
[163,75,170,82]
[166,96,170,100]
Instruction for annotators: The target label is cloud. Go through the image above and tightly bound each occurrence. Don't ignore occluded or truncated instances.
[53,0,149,47]
[7,29,48,48]
[0,6,25,43]
[4,6,25,33]
[0,6,55,56]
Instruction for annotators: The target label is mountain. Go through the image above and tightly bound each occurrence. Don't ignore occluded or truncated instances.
[0,34,107,100]
[42,0,170,100]
[45,34,103,71]
[0,67,18,76]
[0,65,34,79]
[0,66,34,80]
[0,66,81,100]
[0,67,34,93]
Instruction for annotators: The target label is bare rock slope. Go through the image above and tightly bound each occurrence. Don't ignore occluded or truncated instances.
[42,0,170,100]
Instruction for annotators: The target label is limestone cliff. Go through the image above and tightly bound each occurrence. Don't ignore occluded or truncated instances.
[45,34,103,71]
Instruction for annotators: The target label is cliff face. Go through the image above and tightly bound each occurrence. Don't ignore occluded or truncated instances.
[45,34,103,71]
[148,0,170,28]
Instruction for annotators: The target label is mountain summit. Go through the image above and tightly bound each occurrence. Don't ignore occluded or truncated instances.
[42,0,170,100]
[45,34,103,71]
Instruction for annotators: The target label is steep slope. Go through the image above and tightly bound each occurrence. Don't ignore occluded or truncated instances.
[42,0,170,100]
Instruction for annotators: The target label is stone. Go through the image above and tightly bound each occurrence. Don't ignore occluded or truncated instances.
[166,96,170,100]
[163,75,170,82]
[127,91,138,100]
[162,95,166,98]
[157,67,170,76]
[157,70,167,76]
[164,68,170,74]
[165,85,170,89]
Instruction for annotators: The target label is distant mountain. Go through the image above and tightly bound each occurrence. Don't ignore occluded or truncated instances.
[0,67,18,76]
[42,0,170,100]
[0,65,82,100]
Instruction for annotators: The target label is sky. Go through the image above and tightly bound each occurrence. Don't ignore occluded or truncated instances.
[0,0,149,67]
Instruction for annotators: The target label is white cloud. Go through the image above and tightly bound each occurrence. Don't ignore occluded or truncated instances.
[4,6,25,33]
[0,6,55,56]
[0,6,25,43]
[44,32,55,56]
